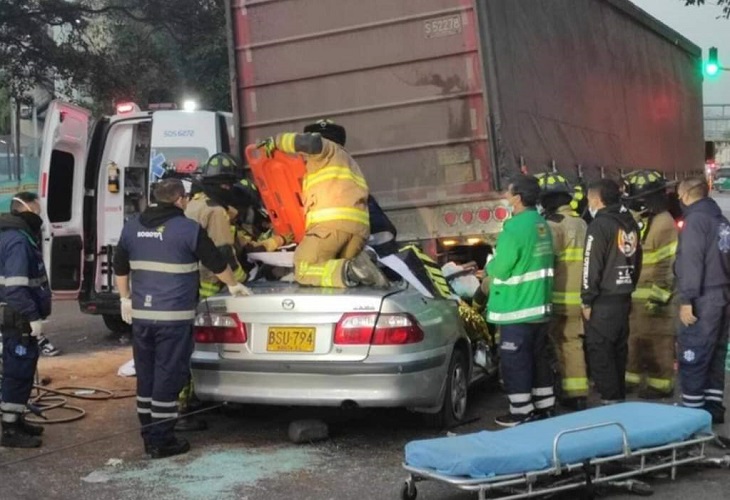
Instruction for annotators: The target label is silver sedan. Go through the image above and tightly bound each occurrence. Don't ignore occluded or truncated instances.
[191,282,492,426]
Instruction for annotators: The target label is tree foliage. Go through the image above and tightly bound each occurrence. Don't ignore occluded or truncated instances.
[684,0,730,18]
[0,0,230,112]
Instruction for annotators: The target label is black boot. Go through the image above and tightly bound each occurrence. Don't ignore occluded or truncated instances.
[1,420,42,448]
[18,417,44,436]
[346,252,389,288]
[148,437,190,459]
[561,397,588,411]
[174,415,208,432]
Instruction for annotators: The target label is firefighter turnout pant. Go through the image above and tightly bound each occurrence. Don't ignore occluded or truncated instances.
[549,314,589,399]
[133,324,194,447]
[677,288,730,420]
[500,322,555,416]
[294,223,365,288]
[584,297,631,403]
[0,330,39,422]
[626,301,675,394]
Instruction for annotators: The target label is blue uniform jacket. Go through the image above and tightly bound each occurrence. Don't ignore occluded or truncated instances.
[674,197,730,305]
[0,214,52,322]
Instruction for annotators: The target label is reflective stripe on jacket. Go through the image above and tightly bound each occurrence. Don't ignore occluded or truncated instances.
[546,205,587,314]
[276,133,369,239]
[119,215,200,325]
[486,209,554,324]
[632,211,677,305]
[185,194,246,296]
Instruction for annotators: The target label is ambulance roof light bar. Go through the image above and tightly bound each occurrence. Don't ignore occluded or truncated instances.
[116,102,141,114]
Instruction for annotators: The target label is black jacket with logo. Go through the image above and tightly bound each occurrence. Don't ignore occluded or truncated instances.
[581,204,643,306]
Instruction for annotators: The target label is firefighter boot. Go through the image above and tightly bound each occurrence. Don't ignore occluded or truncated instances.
[174,415,208,432]
[346,252,389,289]
[1,419,42,448]
[148,437,191,459]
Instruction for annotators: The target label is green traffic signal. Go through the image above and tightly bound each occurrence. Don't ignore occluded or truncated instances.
[706,47,720,77]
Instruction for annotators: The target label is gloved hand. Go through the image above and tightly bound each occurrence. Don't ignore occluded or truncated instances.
[257,137,276,158]
[228,283,252,297]
[645,300,662,316]
[120,297,133,325]
[29,320,43,338]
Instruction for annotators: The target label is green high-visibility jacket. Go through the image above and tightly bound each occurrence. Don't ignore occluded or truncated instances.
[486,208,554,324]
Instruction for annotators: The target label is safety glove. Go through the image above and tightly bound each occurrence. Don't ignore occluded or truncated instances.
[256,137,276,158]
[29,320,43,338]
[120,297,133,324]
[228,283,252,297]
[645,300,662,316]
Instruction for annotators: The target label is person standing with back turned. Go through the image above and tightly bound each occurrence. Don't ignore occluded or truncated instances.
[114,179,250,458]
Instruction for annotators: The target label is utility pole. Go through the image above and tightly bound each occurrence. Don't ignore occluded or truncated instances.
[14,99,21,181]
[0,140,10,180]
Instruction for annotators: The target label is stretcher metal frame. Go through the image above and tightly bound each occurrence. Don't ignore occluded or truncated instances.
[401,421,719,500]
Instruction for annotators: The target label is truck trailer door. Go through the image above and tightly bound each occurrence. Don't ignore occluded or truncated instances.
[39,100,91,298]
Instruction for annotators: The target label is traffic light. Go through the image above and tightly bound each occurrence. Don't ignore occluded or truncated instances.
[706,47,720,77]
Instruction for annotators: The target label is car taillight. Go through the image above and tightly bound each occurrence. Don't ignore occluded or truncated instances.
[334,313,424,345]
[194,313,247,344]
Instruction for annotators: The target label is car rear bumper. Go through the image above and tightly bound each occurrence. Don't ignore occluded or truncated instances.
[190,353,448,408]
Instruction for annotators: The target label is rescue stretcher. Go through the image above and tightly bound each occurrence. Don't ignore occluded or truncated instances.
[401,403,727,499]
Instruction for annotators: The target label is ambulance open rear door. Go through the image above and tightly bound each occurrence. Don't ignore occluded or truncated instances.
[39,100,90,299]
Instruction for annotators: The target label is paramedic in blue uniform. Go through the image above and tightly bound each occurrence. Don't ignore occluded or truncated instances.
[674,177,730,424]
[113,179,250,458]
[0,192,51,448]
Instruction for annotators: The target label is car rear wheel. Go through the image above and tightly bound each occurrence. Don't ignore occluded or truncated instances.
[426,347,469,429]
[102,314,132,335]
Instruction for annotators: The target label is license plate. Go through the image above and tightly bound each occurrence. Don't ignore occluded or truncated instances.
[267,327,316,352]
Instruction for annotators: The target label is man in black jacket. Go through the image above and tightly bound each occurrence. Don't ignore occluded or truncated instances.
[675,177,730,424]
[581,179,642,405]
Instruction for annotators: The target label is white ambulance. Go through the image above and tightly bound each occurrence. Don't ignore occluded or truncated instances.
[38,100,234,333]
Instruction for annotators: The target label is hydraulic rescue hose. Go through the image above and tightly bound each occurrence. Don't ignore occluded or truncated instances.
[0,403,226,468]
[25,384,137,424]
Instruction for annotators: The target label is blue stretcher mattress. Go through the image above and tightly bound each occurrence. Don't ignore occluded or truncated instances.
[405,403,712,478]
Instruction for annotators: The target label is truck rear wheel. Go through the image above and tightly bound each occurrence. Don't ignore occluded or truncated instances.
[102,314,132,335]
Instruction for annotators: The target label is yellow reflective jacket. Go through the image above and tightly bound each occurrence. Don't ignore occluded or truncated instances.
[275,133,369,239]
[632,210,677,304]
[545,205,587,314]
[185,193,246,297]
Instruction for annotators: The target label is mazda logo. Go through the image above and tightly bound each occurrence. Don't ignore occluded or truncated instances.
[282,299,295,310]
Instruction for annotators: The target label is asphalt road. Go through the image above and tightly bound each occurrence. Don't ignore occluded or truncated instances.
[3,195,730,500]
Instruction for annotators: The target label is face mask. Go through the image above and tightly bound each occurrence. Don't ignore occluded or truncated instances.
[588,207,598,219]
[536,203,544,215]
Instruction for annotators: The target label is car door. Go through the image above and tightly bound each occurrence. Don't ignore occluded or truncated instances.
[38,100,91,299]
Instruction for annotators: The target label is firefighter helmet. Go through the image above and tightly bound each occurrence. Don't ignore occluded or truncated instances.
[571,185,586,213]
[200,152,243,183]
[623,169,668,199]
[303,119,347,147]
[535,172,572,194]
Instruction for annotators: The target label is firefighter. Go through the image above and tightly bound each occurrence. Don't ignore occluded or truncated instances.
[231,178,290,256]
[186,153,248,297]
[623,170,678,399]
[257,120,388,288]
[180,153,248,430]
[114,179,249,458]
[536,173,589,410]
